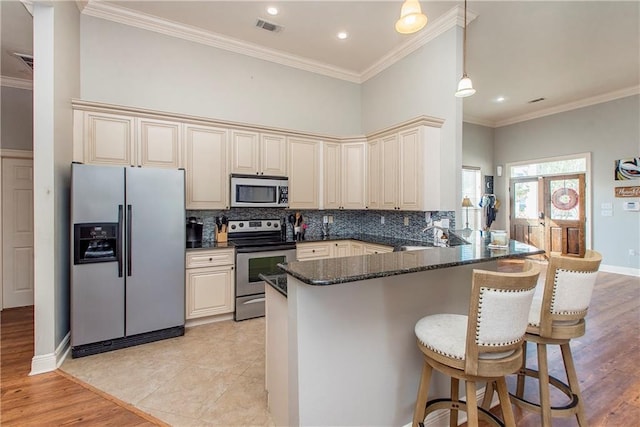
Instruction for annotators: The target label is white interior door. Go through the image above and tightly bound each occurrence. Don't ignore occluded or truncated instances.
[2,158,34,308]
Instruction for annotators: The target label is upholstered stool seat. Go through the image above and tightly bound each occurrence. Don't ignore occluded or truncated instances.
[413,261,540,427]
[483,250,602,426]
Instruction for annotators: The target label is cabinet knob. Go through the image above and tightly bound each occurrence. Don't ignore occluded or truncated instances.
[312,249,316,253]
[209,257,213,261]
[231,266,234,270]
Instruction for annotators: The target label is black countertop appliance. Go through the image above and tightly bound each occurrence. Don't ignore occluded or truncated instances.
[186,217,203,248]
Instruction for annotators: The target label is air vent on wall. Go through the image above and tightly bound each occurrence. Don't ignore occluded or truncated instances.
[13,53,33,71]
[256,19,283,33]
[528,97,546,104]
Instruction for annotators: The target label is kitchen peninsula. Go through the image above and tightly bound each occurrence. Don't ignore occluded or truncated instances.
[264,232,543,427]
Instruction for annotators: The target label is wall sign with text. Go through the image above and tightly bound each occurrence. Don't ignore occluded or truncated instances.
[615,186,640,197]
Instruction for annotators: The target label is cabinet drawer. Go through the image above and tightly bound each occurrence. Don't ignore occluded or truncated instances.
[363,243,394,255]
[186,249,234,268]
[297,243,331,260]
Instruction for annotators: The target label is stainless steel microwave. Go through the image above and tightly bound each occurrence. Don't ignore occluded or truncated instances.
[230,175,289,208]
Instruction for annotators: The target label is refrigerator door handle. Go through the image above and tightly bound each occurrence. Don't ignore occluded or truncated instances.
[127,204,132,277]
[117,204,124,277]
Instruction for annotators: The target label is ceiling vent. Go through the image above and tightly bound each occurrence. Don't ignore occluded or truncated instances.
[14,53,33,71]
[528,97,546,104]
[256,19,283,33]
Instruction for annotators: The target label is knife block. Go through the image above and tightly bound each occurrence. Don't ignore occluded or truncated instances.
[215,228,228,243]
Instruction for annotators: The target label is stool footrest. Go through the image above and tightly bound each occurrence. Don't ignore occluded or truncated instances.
[511,368,580,418]
[421,398,505,427]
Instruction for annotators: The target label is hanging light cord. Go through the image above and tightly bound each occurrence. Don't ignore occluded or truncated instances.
[462,0,468,77]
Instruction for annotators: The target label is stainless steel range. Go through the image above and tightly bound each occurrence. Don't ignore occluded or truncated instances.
[228,219,296,321]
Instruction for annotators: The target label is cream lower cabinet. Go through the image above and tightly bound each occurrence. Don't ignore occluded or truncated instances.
[185,249,235,319]
[297,240,391,260]
[184,124,229,209]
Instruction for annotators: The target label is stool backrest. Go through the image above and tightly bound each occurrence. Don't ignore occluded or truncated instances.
[537,250,602,337]
[465,261,540,375]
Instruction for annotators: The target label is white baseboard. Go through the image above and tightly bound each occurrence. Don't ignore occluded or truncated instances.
[185,313,233,328]
[29,332,70,375]
[402,385,500,427]
[600,264,640,277]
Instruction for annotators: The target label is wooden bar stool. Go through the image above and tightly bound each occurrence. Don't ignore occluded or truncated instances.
[483,250,602,426]
[412,261,540,427]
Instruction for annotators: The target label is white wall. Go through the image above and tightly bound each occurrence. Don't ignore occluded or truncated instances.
[80,16,362,136]
[493,95,640,272]
[361,27,463,211]
[463,122,494,176]
[32,0,79,373]
[1,86,33,151]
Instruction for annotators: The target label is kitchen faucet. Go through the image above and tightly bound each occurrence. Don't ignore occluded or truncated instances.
[422,225,449,247]
[422,225,449,234]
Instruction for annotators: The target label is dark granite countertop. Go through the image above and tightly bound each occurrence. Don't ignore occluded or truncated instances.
[261,273,288,297]
[278,231,544,286]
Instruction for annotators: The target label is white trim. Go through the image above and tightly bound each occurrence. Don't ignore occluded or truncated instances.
[361,6,476,82]
[0,149,34,159]
[29,332,70,375]
[494,86,640,128]
[463,115,496,128]
[20,1,33,16]
[0,76,33,90]
[600,265,640,277]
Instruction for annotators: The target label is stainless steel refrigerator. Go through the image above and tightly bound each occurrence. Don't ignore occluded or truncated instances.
[71,163,185,357]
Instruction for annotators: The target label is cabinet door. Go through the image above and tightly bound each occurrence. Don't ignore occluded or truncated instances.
[186,265,234,319]
[332,241,351,258]
[350,241,364,256]
[366,139,381,210]
[341,142,366,210]
[363,243,393,255]
[231,130,260,175]
[184,124,229,210]
[398,128,422,211]
[380,134,399,210]
[138,118,181,169]
[296,242,331,260]
[84,112,135,166]
[323,142,342,209]
[261,133,288,176]
[288,137,320,209]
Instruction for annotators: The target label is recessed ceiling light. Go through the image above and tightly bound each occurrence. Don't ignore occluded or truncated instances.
[337,31,348,40]
[495,96,506,103]
[266,6,278,16]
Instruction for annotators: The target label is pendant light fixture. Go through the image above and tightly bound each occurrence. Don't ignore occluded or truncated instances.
[455,0,476,97]
[395,0,428,34]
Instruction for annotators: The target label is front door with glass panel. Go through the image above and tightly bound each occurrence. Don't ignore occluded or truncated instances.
[511,174,585,257]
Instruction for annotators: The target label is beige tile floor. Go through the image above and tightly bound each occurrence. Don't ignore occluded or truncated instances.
[61,317,275,427]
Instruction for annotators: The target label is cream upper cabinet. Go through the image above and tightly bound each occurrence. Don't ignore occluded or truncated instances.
[341,142,366,209]
[323,141,366,210]
[323,142,342,209]
[288,137,320,209]
[231,130,287,176]
[366,139,381,210]
[137,118,182,169]
[371,126,441,211]
[78,112,181,168]
[184,124,229,210]
[81,111,136,166]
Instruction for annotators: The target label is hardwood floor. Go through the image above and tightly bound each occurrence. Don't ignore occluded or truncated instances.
[0,306,166,426]
[1,263,639,426]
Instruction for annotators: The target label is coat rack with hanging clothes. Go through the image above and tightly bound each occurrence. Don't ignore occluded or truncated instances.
[480,194,498,229]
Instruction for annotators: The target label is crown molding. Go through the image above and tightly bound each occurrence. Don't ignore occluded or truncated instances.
[0,149,33,159]
[81,1,361,83]
[81,2,475,85]
[494,85,640,128]
[462,115,496,128]
[361,6,477,82]
[20,1,33,16]
[0,76,33,90]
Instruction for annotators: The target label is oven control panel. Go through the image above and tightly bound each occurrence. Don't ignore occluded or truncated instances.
[228,219,281,233]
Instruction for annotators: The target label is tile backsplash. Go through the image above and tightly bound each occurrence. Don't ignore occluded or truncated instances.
[186,208,455,244]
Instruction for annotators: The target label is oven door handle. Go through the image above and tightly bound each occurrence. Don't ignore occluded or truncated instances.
[235,245,296,253]
[242,297,266,305]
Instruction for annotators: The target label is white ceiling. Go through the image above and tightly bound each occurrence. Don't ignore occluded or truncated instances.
[2,1,639,127]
